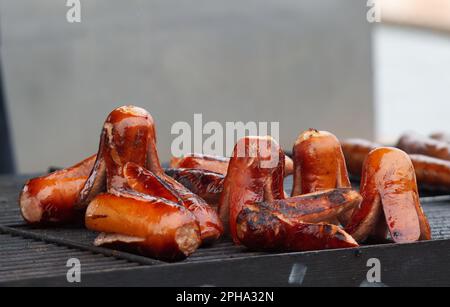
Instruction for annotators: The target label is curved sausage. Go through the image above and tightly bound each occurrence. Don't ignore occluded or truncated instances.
[345,147,431,243]
[343,138,450,192]
[410,154,450,191]
[76,106,155,208]
[258,188,361,224]
[397,132,450,161]
[85,192,201,261]
[72,106,222,244]
[19,155,96,224]
[170,154,230,175]
[237,205,358,252]
[165,168,224,207]
[170,153,294,177]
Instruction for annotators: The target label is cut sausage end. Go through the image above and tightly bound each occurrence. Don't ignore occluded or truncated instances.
[19,192,43,224]
[175,223,202,256]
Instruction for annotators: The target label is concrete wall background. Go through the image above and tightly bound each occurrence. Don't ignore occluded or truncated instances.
[0,0,373,173]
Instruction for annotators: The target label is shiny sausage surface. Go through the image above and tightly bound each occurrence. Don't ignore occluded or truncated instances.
[85,192,201,261]
[345,147,431,243]
[292,129,351,196]
[19,155,96,224]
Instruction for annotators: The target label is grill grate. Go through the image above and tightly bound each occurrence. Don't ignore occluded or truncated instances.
[0,232,142,283]
[2,174,450,284]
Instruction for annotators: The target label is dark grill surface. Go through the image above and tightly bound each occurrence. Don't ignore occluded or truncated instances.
[0,232,142,283]
[1,174,450,285]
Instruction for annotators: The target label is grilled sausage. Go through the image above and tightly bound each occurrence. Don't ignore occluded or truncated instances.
[397,132,450,161]
[85,192,201,261]
[341,139,381,177]
[165,168,224,207]
[170,153,294,177]
[345,147,431,243]
[72,106,222,244]
[237,205,358,252]
[124,162,223,243]
[19,155,96,224]
[292,129,351,196]
[343,138,450,192]
[219,136,285,243]
[291,129,354,225]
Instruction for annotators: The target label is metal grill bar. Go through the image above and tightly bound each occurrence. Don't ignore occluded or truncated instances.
[0,225,164,266]
[0,232,142,283]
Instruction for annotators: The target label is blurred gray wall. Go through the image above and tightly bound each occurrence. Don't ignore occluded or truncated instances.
[0,0,373,173]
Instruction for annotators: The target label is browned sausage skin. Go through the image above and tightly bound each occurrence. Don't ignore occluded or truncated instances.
[170,154,230,175]
[76,106,155,208]
[124,162,223,244]
[219,136,285,242]
[292,129,351,196]
[170,153,294,177]
[220,136,360,251]
[409,154,450,191]
[72,106,222,246]
[397,132,450,161]
[19,155,96,224]
[165,168,224,207]
[237,205,358,252]
[345,147,431,243]
[85,192,201,261]
[343,138,450,192]
[341,139,381,177]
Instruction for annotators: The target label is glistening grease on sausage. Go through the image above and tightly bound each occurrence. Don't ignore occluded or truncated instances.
[74,106,222,245]
[85,192,201,261]
[292,129,351,196]
[124,162,223,244]
[165,168,224,207]
[170,153,294,177]
[345,147,431,243]
[19,155,96,224]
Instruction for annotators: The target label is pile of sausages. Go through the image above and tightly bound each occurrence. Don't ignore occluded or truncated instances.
[19,106,432,261]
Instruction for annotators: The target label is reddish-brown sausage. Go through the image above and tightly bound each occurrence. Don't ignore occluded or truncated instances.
[237,205,358,252]
[292,129,351,196]
[170,153,294,177]
[343,138,450,192]
[341,139,381,177]
[219,136,285,243]
[165,168,224,207]
[397,132,450,161]
[85,192,201,261]
[74,106,222,244]
[345,147,431,243]
[124,162,223,243]
[19,155,96,224]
